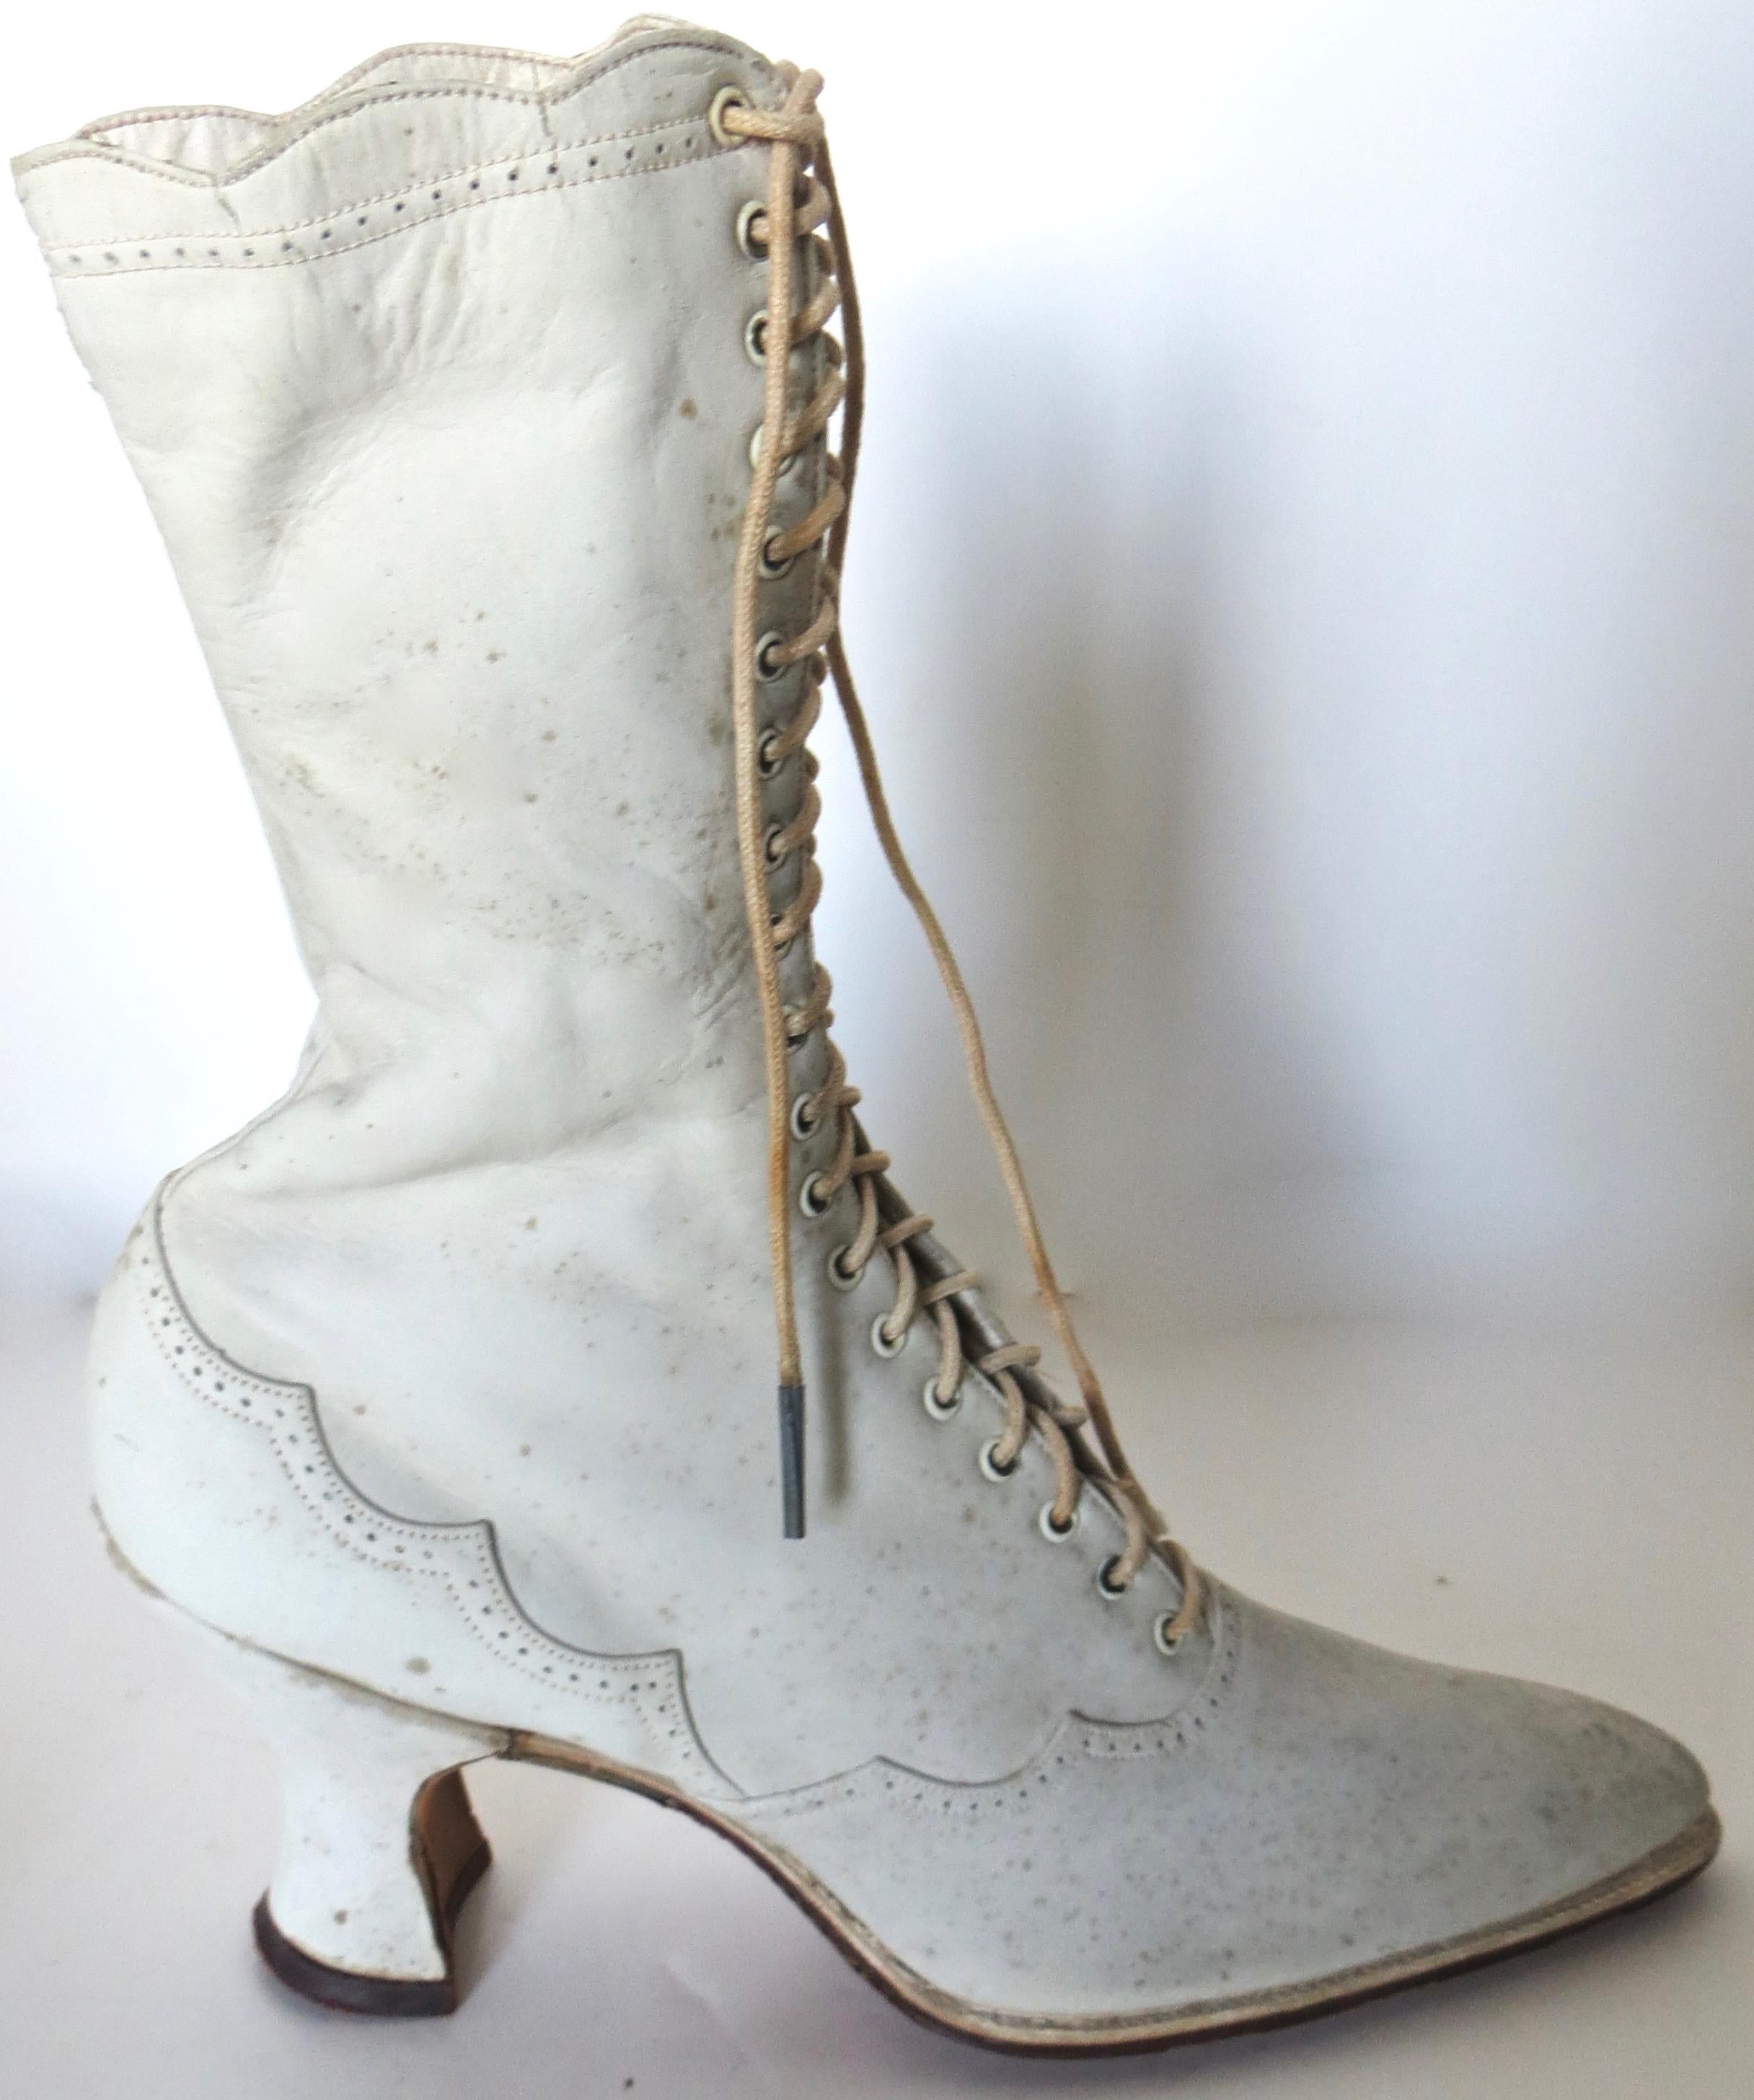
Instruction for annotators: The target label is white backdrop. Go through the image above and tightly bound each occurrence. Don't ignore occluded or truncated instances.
[1,21,1750,2094]
[4,0,1752,1331]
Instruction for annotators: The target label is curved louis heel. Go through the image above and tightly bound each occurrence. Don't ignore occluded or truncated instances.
[188,1622,511,2015]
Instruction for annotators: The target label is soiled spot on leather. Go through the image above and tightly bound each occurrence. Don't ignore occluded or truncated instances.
[734,1584,1709,2015]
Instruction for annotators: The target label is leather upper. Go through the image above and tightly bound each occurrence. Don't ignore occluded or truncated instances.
[20,20,1712,2024]
[19,22,1207,1793]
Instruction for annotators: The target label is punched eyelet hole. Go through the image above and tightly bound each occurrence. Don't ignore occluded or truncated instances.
[744,309,770,363]
[1096,1556,1130,1600]
[757,728,785,777]
[1039,1501,1079,1543]
[1153,1612,1186,1656]
[756,631,790,681]
[798,1173,831,1219]
[790,1091,821,1139]
[759,531,796,580]
[922,1377,963,1422]
[749,425,798,475]
[979,1439,1020,1483]
[736,199,770,258]
[708,86,752,147]
[764,820,790,867]
[870,1312,907,1359]
[827,1245,862,1292]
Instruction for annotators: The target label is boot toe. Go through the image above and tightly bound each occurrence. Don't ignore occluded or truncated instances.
[1125,1587,1716,2019]
[1455,1676,1711,1904]
[734,1583,1716,2033]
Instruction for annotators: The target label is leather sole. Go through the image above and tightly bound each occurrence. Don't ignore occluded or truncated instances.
[512,1728,1722,2055]
[108,1535,1721,2051]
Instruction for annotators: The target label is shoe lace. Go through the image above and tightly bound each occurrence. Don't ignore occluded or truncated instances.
[721,69,1200,1641]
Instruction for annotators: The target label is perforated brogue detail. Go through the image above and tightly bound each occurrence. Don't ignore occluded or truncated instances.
[128,1202,730,1798]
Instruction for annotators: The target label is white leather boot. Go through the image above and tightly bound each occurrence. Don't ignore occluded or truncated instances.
[16,19,1717,2051]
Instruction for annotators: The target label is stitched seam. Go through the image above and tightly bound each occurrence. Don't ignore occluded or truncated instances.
[1075,1597,1243,1760]
[739,1597,1243,1823]
[130,1229,722,1786]
[43,110,729,252]
[33,36,767,194]
[78,105,270,136]
[22,145,221,188]
[48,137,735,275]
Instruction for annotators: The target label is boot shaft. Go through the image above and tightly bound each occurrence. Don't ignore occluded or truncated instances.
[15,25,821,1165]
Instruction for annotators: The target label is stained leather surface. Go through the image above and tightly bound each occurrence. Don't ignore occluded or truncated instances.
[19,23,1203,1794]
[91,1191,1708,2019]
[92,1206,738,1794]
[18,20,1711,2020]
[735,1584,1708,2015]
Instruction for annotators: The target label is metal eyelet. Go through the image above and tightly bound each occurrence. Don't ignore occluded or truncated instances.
[764,820,790,866]
[798,1173,831,1219]
[756,631,790,681]
[736,199,770,258]
[870,1312,907,1359]
[1153,1612,1185,1656]
[1039,1501,1079,1542]
[827,1245,863,1292]
[979,1439,1019,1483]
[708,86,751,148]
[757,728,785,777]
[759,531,796,580]
[744,309,770,363]
[1096,1556,1129,1600]
[922,1377,962,1422]
[790,1090,821,1139]
[749,425,798,475]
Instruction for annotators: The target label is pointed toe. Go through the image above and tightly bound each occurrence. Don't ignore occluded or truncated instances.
[733,1586,1716,2038]
[1506,1687,1712,1899]
[1168,1592,1719,1998]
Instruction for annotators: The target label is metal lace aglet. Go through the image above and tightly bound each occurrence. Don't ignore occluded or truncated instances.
[779,1382,806,1538]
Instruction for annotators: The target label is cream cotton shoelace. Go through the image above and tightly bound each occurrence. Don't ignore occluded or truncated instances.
[720,69,1200,1646]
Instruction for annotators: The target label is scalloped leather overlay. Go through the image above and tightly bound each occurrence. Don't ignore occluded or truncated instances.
[129,1197,735,1799]
[734,1587,1241,1828]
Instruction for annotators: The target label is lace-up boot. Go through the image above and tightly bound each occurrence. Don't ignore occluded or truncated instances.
[15,18,1716,2048]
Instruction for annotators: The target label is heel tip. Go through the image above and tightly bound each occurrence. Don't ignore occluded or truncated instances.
[252,1896,462,2016]
[252,1767,492,2017]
